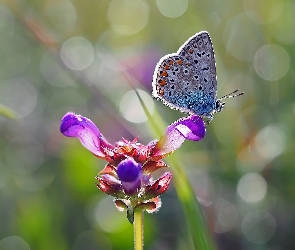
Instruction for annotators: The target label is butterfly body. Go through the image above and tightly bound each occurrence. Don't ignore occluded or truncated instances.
[152,31,243,122]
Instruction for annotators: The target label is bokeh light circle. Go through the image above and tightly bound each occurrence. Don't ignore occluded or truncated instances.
[119,89,154,123]
[40,51,77,87]
[0,236,30,250]
[253,44,290,81]
[223,14,265,62]
[237,172,267,203]
[241,210,276,244]
[94,196,128,233]
[214,199,237,233]
[156,0,188,18]
[243,0,284,24]
[254,125,286,161]
[60,37,94,70]
[45,0,76,32]
[5,135,44,175]
[0,79,37,118]
[107,0,149,35]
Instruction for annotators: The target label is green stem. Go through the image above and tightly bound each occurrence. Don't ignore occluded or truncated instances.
[134,210,144,250]
[169,156,216,250]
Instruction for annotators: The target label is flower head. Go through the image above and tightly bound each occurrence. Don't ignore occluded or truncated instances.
[60,112,206,223]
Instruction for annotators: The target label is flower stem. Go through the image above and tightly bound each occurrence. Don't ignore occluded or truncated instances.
[134,210,144,250]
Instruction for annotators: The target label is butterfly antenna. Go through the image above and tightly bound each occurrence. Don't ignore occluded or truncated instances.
[219,89,244,100]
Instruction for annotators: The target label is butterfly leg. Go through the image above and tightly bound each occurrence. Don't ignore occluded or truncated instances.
[205,114,214,125]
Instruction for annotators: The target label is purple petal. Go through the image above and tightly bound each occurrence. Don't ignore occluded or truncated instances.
[154,115,206,156]
[100,174,122,189]
[60,112,105,157]
[168,115,206,141]
[117,158,142,196]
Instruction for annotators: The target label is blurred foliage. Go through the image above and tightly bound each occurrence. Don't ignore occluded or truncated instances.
[0,0,295,249]
[0,104,20,120]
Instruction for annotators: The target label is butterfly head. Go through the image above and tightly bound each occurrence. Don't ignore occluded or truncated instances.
[214,89,244,113]
[216,89,244,112]
[205,90,244,124]
[214,99,225,113]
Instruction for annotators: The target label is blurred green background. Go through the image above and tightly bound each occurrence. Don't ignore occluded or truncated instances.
[0,0,294,249]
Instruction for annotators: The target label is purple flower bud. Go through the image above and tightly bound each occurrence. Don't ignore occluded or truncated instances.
[117,158,142,196]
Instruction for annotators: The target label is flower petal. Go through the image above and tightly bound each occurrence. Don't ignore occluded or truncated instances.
[99,174,122,188]
[99,163,117,176]
[117,158,142,196]
[142,160,168,175]
[144,172,172,200]
[114,199,128,212]
[60,112,106,157]
[167,115,206,141]
[95,177,125,199]
[153,115,206,156]
[145,197,162,213]
[134,202,156,213]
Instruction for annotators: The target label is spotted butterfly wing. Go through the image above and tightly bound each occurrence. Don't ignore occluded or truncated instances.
[152,31,218,119]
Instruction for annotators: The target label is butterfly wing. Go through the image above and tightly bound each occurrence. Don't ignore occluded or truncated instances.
[152,31,218,117]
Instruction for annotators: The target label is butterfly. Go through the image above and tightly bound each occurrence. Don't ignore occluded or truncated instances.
[152,31,243,123]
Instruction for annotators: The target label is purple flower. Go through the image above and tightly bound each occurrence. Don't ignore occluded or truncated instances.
[60,112,206,222]
[117,158,142,196]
